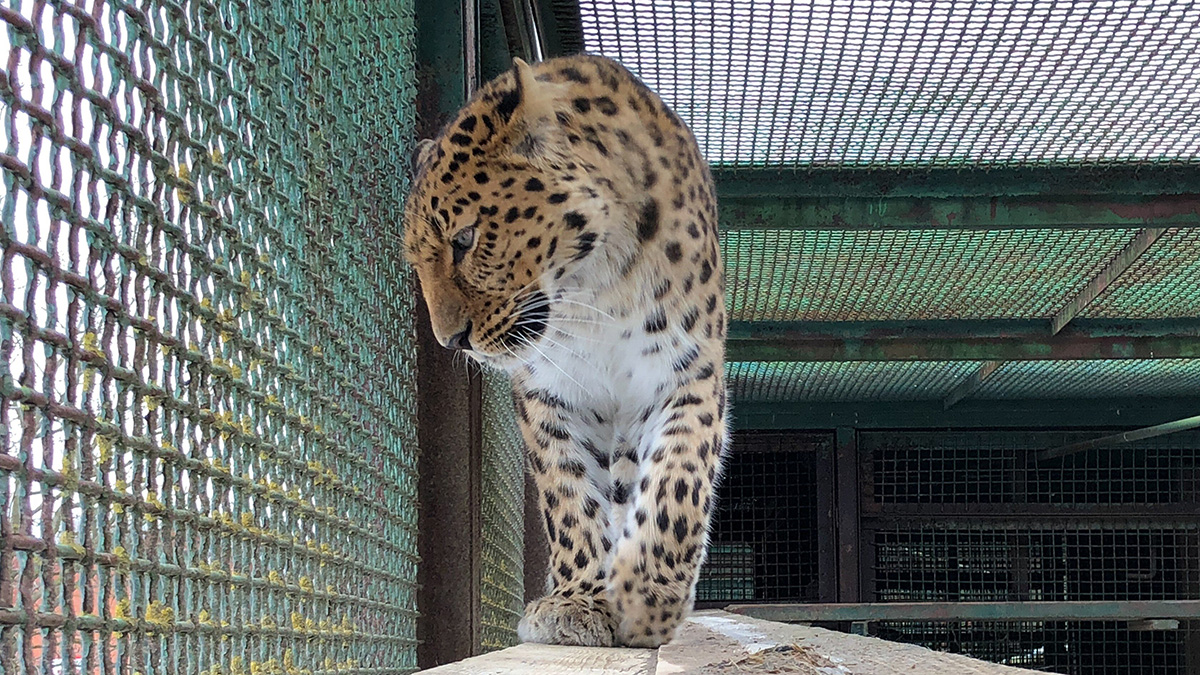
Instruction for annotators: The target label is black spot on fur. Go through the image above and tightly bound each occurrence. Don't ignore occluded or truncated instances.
[644,309,667,333]
[613,482,630,504]
[573,232,597,260]
[572,97,591,113]
[525,177,544,191]
[664,241,682,263]
[449,133,472,146]
[636,199,660,241]
[548,192,568,204]
[497,88,520,121]
[561,67,589,83]
[594,96,618,115]
[564,212,587,229]
[656,509,670,532]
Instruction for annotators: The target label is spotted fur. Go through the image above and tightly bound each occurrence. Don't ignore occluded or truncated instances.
[403,55,728,648]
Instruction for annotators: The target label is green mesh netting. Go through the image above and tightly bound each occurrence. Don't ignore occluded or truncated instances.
[1,0,420,671]
[577,0,1200,168]
[479,372,524,652]
[722,228,1141,322]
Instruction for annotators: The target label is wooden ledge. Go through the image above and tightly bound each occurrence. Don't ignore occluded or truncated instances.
[419,610,1040,674]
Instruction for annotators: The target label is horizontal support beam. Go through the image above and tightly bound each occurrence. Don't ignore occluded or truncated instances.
[720,194,1200,232]
[714,166,1200,199]
[1036,414,1200,463]
[727,600,1200,623]
[728,334,1200,362]
[860,504,1200,520]
[730,319,1200,341]
[732,398,1200,430]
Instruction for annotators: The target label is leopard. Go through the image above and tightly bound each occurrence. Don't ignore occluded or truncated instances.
[402,54,727,649]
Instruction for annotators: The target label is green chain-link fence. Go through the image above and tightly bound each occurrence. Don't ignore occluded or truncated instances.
[1,0,424,671]
[479,372,523,652]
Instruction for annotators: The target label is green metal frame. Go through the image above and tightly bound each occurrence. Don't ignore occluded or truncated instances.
[728,320,1200,362]
[728,601,1200,623]
[732,398,1200,431]
[721,195,1200,232]
[714,167,1200,199]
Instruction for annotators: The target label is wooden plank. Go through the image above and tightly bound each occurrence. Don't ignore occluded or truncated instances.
[419,643,656,674]
[419,610,1041,674]
[672,611,1042,674]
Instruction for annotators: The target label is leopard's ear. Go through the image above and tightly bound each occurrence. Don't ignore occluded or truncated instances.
[410,138,437,176]
[508,58,568,161]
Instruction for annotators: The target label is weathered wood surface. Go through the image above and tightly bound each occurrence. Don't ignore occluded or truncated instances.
[419,610,1042,674]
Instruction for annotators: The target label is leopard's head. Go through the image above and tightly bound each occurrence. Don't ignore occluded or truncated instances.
[403,57,631,367]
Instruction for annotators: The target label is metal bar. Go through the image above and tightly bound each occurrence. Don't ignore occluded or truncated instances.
[860,504,1200,519]
[1036,414,1200,463]
[531,0,585,57]
[721,196,1200,232]
[727,334,1200,362]
[942,360,1003,409]
[1050,228,1167,334]
[726,601,1200,623]
[415,0,485,665]
[835,428,861,603]
[732,398,1200,431]
[729,319,1200,341]
[714,167,1200,199]
[814,441,838,603]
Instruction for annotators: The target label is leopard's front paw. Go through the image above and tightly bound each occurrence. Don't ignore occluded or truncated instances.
[517,593,617,647]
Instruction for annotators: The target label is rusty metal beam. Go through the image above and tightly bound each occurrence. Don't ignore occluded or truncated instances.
[727,333,1200,362]
[734,398,1199,431]
[942,360,1003,409]
[1036,414,1200,463]
[1050,227,1167,334]
[720,195,1200,231]
[714,166,1200,199]
[726,600,1200,623]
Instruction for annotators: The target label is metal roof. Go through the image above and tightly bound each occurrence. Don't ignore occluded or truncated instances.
[558,0,1200,412]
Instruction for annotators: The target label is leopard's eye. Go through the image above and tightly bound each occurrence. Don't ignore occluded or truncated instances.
[451,225,477,264]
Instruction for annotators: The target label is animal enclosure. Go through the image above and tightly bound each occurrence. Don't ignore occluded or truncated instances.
[2,0,1199,673]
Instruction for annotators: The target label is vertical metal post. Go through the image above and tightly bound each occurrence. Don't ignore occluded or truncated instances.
[415,0,483,667]
[815,438,838,603]
[836,428,862,603]
[524,472,549,604]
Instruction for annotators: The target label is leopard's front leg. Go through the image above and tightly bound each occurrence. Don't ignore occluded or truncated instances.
[609,378,728,648]
[513,387,617,647]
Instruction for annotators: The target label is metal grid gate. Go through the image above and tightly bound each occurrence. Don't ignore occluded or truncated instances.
[863,430,1200,674]
[1,0,421,671]
[696,431,827,605]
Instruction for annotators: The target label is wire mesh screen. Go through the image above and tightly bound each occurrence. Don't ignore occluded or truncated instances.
[1082,228,1200,319]
[866,430,1200,506]
[874,620,1199,675]
[1,0,420,672]
[576,0,1200,168]
[727,360,985,404]
[696,431,827,604]
[863,430,1200,673]
[722,228,1140,323]
[479,372,523,651]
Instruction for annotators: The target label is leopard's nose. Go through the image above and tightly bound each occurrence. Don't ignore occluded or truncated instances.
[443,321,472,351]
